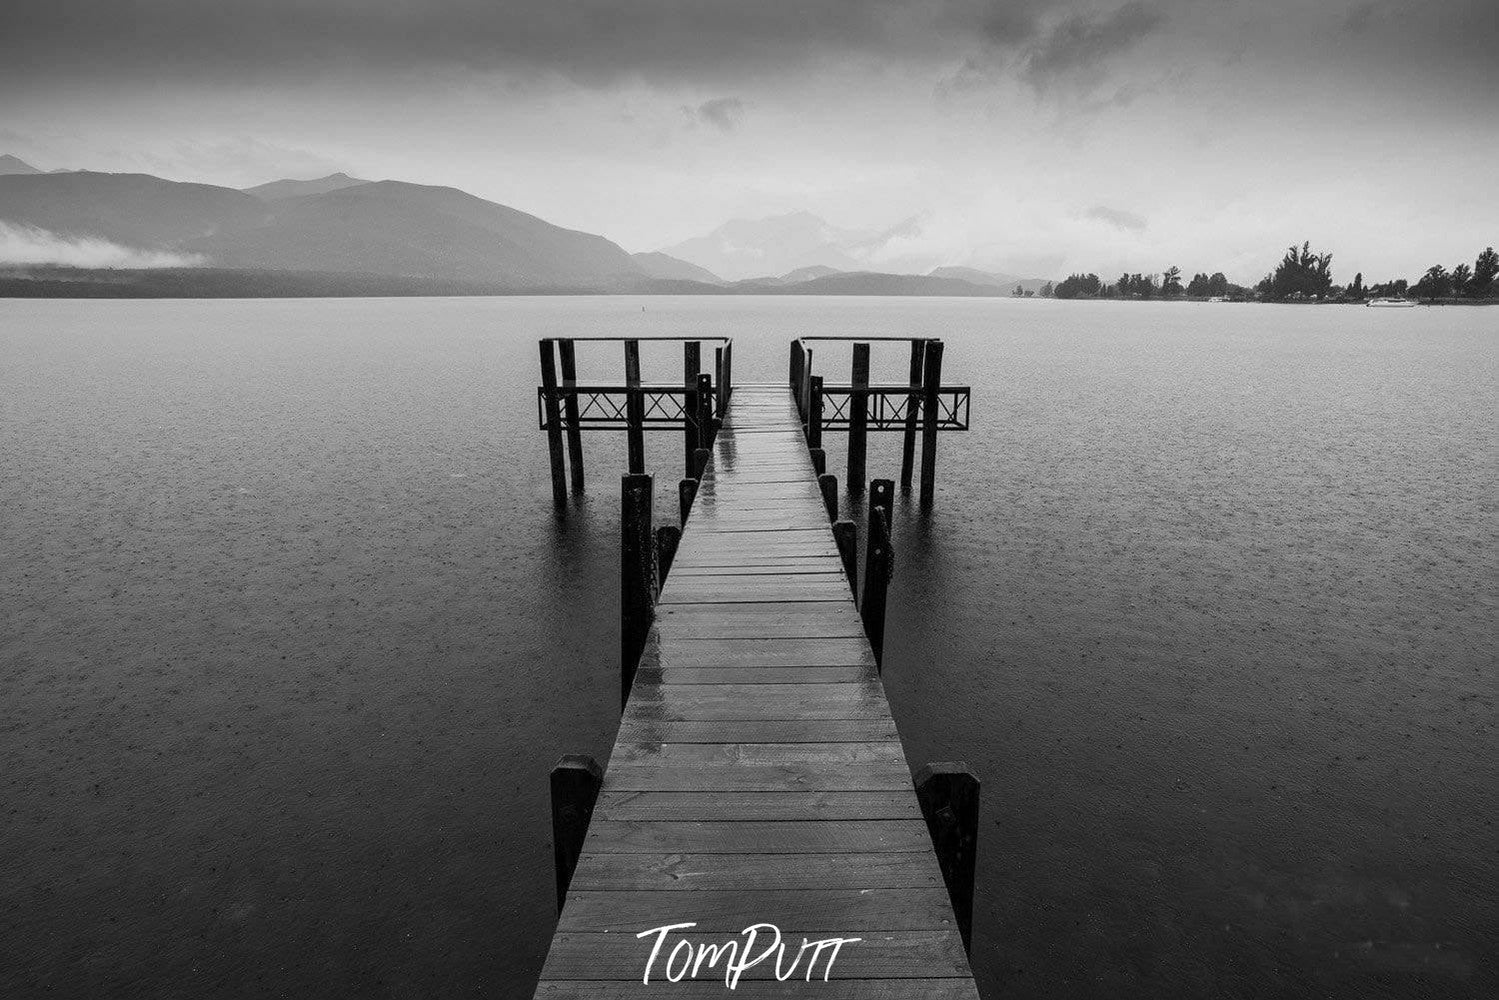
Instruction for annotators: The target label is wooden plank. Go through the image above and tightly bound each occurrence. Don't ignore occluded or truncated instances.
[540,930,970,981]
[538,981,980,999]
[645,636,875,667]
[560,887,956,932]
[636,666,870,685]
[609,740,902,766]
[581,820,932,854]
[592,790,921,822]
[567,852,943,892]
[600,762,914,792]
[616,719,898,743]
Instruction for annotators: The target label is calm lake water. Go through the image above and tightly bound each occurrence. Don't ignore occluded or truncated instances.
[1,296,1494,999]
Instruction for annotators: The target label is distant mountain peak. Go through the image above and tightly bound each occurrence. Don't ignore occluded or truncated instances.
[0,154,42,176]
[243,172,369,201]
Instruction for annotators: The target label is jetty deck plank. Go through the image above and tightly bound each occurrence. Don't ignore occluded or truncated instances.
[534,385,980,998]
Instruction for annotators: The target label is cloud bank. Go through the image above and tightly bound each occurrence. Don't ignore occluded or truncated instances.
[0,223,203,268]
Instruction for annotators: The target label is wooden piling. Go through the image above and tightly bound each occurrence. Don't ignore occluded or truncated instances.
[832,519,858,599]
[655,524,681,582]
[808,374,824,450]
[800,346,815,433]
[549,754,603,913]
[557,339,585,495]
[696,373,714,449]
[539,339,567,505]
[714,346,725,418]
[915,763,981,954]
[900,338,925,491]
[624,340,645,475]
[848,342,870,496]
[678,477,698,525]
[620,473,655,708]
[919,339,945,507]
[789,341,804,411]
[722,340,733,413]
[693,447,710,480]
[808,447,826,476]
[861,478,895,668]
[683,341,701,477]
[818,473,839,521]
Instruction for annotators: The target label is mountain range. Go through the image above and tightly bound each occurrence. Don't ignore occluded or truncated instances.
[0,157,1049,296]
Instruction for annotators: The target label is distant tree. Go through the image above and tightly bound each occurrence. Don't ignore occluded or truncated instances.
[1161,266,1183,297]
[1350,272,1364,298]
[1412,265,1451,300]
[1450,263,1472,297]
[1039,281,1055,298]
[1186,272,1209,297]
[1013,284,1024,297]
[1208,272,1230,296]
[1261,241,1334,300]
[1472,247,1498,297]
[1054,273,1102,299]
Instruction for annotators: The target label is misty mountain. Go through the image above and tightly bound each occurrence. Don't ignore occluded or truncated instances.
[662,212,866,281]
[189,180,642,286]
[929,266,1051,293]
[631,251,722,283]
[779,265,842,283]
[765,271,1006,296]
[0,155,42,176]
[242,172,369,201]
[0,171,268,246]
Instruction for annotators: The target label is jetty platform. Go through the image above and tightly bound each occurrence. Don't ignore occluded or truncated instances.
[533,382,981,997]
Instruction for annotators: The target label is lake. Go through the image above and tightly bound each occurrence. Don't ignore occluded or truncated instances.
[1,296,1494,999]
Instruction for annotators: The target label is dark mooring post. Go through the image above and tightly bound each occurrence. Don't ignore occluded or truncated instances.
[539,339,567,506]
[693,447,711,480]
[683,341,701,477]
[900,338,925,491]
[914,763,980,954]
[624,340,645,475]
[550,754,603,913]
[800,347,815,434]
[722,341,733,413]
[809,448,826,476]
[808,375,824,450]
[696,373,715,449]
[790,341,804,412]
[558,339,585,495]
[714,347,725,418]
[832,520,858,599]
[818,473,839,522]
[848,342,870,497]
[656,524,681,583]
[919,339,945,507]
[621,473,656,708]
[861,478,895,668]
[678,477,698,525]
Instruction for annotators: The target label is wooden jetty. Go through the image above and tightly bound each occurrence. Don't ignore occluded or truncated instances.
[533,349,982,997]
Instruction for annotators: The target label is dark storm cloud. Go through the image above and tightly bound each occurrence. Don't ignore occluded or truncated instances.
[0,0,1050,89]
[1085,205,1147,232]
[1020,2,1163,92]
[685,98,747,133]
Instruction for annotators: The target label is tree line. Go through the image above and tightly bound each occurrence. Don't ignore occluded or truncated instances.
[1021,243,1496,303]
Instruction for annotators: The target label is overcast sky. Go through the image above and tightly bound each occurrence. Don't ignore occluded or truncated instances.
[2,0,1494,281]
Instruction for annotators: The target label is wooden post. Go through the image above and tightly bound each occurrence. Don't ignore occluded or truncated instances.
[656,524,681,583]
[809,448,826,476]
[558,339,585,495]
[678,477,698,525]
[801,347,814,436]
[790,341,804,411]
[722,341,733,413]
[832,520,858,599]
[624,340,645,475]
[861,478,895,669]
[848,342,870,497]
[807,375,824,450]
[818,473,839,522]
[714,346,725,418]
[919,339,944,507]
[696,373,714,449]
[621,473,655,708]
[550,754,603,913]
[539,339,567,506]
[693,447,711,480]
[914,763,980,955]
[683,341,701,477]
[900,339,925,492]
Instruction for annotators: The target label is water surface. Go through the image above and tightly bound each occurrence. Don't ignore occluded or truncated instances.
[2,296,1494,998]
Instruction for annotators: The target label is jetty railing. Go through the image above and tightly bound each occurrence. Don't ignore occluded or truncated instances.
[536,336,733,504]
[789,336,968,506]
